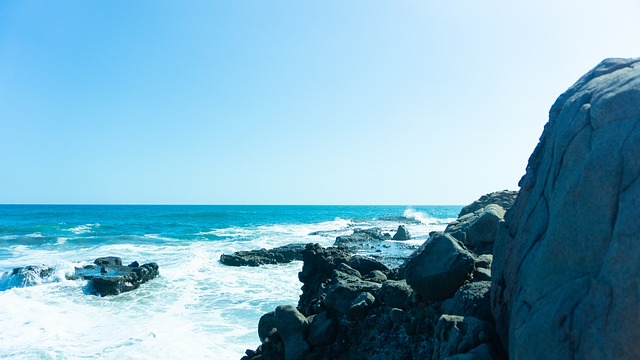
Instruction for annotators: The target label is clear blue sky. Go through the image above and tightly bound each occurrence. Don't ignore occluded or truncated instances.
[1,1,639,205]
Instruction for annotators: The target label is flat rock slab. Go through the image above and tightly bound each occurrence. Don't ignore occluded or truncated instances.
[219,243,309,266]
[70,256,159,296]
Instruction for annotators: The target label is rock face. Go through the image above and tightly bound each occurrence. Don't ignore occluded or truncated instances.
[219,243,308,267]
[491,58,640,359]
[71,257,159,296]
[458,191,518,218]
[392,225,411,240]
[404,232,476,301]
[241,191,519,360]
[334,227,389,246]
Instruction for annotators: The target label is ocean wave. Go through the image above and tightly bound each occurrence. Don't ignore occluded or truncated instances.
[67,223,101,235]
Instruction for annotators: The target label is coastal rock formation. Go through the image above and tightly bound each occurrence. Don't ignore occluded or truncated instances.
[219,243,308,267]
[392,225,411,240]
[491,58,640,359]
[242,188,516,360]
[71,256,159,296]
[444,190,516,255]
[0,265,54,290]
[333,227,389,246]
[404,233,476,301]
[458,190,518,217]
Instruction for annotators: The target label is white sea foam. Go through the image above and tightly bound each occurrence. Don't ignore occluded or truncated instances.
[0,211,455,358]
[67,223,100,235]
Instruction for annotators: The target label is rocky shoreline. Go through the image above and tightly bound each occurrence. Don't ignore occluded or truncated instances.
[220,190,516,360]
[223,57,640,360]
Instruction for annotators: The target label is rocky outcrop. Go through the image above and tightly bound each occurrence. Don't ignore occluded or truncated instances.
[219,243,308,266]
[491,58,640,359]
[242,187,518,360]
[458,191,518,217]
[70,257,159,296]
[404,232,476,301]
[0,265,54,290]
[445,190,516,255]
[392,225,412,240]
[333,227,389,246]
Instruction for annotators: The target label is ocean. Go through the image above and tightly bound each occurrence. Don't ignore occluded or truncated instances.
[0,205,461,359]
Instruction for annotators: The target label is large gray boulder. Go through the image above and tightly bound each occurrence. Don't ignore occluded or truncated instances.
[404,232,476,301]
[446,204,506,255]
[492,58,640,359]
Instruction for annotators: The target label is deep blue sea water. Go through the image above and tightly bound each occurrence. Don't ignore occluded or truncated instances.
[0,205,461,359]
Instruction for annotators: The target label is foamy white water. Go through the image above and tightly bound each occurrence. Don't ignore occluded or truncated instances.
[0,205,460,359]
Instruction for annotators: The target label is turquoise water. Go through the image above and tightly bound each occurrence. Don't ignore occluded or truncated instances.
[0,205,460,359]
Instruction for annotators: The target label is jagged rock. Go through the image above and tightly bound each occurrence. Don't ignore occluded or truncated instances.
[258,311,277,343]
[71,257,159,296]
[442,281,492,322]
[458,191,518,217]
[472,268,492,282]
[432,315,498,360]
[219,243,308,267]
[378,279,413,309]
[491,58,640,359]
[297,244,351,315]
[347,255,389,276]
[404,232,476,301]
[323,275,381,314]
[274,305,310,360]
[363,270,387,283]
[392,225,412,240]
[0,265,54,290]
[334,228,388,246]
[445,204,506,255]
[349,291,376,319]
[307,311,337,347]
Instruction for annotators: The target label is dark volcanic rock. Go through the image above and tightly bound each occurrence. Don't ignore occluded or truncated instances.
[334,227,388,246]
[72,257,159,296]
[297,244,352,315]
[219,243,308,267]
[0,265,54,290]
[404,232,475,301]
[442,281,492,322]
[458,190,518,218]
[445,204,506,255]
[433,315,499,360]
[492,58,640,359]
[392,225,412,240]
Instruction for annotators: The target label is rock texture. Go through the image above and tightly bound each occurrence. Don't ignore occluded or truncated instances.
[220,243,308,266]
[242,191,517,360]
[392,225,412,240]
[491,58,640,359]
[71,257,159,296]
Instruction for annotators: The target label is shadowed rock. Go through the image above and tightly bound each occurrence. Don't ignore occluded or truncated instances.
[392,225,412,240]
[458,191,518,218]
[492,57,640,359]
[404,233,476,301]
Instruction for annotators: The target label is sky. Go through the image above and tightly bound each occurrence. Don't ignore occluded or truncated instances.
[1,1,639,205]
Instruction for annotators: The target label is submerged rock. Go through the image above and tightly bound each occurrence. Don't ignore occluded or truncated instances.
[71,257,159,296]
[492,58,640,359]
[0,265,54,290]
[219,243,308,267]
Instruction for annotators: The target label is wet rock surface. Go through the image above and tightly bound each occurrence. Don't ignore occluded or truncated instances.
[220,243,309,267]
[70,257,159,296]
